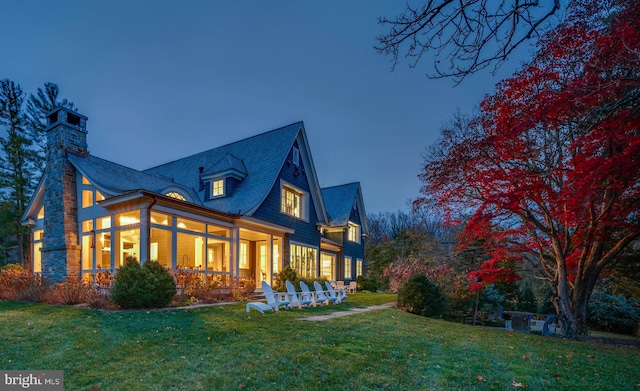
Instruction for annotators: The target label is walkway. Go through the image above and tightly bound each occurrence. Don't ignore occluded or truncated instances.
[298,302,396,321]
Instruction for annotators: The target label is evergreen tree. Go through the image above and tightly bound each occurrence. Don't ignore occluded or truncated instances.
[0,79,38,266]
[25,82,75,173]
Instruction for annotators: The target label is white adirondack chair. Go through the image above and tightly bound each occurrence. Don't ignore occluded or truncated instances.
[325,281,346,303]
[313,281,338,305]
[262,281,290,311]
[299,281,323,306]
[286,280,314,308]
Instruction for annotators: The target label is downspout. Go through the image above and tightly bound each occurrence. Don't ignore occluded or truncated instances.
[146,195,158,263]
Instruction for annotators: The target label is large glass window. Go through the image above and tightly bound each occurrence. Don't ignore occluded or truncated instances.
[290,244,317,278]
[116,211,140,227]
[281,186,301,218]
[356,258,363,277]
[321,253,335,280]
[33,230,43,273]
[208,225,229,237]
[97,232,111,269]
[116,229,140,267]
[239,241,249,269]
[206,238,229,272]
[80,177,105,208]
[177,218,205,233]
[177,232,205,270]
[272,239,281,274]
[151,228,172,268]
[151,212,172,226]
[82,190,93,208]
[344,256,352,280]
[82,235,92,270]
[348,223,360,243]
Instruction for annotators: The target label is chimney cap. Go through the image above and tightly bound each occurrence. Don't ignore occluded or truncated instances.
[45,106,88,133]
[45,106,87,120]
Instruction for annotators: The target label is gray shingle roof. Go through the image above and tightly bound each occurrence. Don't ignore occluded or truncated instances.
[67,154,191,196]
[203,153,247,178]
[322,182,360,226]
[143,122,303,215]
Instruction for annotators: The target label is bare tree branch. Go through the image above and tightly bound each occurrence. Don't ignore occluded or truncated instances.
[375,0,562,83]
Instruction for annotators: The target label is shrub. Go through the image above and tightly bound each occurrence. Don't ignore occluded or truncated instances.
[275,266,298,292]
[397,274,446,317]
[86,288,117,309]
[0,269,46,302]
[356,275,378,292]
[111,257,176,309]
[44,278,89,305]
[1,263,24,272]
[588,292,640,334]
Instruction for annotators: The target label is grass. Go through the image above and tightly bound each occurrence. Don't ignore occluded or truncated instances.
[1,293,639,390]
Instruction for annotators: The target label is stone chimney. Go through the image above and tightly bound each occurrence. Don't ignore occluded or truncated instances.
[41,107,88,282]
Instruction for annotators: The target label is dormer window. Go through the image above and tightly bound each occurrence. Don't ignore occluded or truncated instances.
[212,179,224,197]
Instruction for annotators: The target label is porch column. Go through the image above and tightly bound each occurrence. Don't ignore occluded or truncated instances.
[139,207,150,263]
[230,227,240,279]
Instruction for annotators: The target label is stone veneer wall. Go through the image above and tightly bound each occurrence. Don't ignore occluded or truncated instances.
[41,108,88,282]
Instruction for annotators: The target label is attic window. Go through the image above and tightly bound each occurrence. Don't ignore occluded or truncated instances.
[166,192,187,201]
[293,147,300,166]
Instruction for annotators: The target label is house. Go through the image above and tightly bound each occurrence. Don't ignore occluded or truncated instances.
[21,107,368,288]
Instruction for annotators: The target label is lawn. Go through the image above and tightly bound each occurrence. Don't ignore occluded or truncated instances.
[1,293,639,390]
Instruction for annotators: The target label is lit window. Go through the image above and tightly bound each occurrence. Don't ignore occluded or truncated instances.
[207,238,229,272]
[33,242,42,273]
[151,212,171,226]
[290,244,317,278]
[82,190,93,208]
[212,179,224,197]
[82,220,93,232]
[356,259,363,277]
[272,241,280,274]
[150,228,172,268]
[348,223,360,243]
[321,253,334,280]
[240,242,249,269]
[37,207,44,220]
[166,192,186,201]
[96,190,105,202]
[177,218,205,233]
[33,229,44,273]
[82,176,91,185]
[97,216,111,230]
[282,186,301,218]
[116,211,140,226]
[344,256,352,280]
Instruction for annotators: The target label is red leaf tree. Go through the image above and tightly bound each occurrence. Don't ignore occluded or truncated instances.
[416,0,640,335]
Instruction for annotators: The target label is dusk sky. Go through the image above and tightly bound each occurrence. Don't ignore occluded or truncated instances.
[1,1,531,214]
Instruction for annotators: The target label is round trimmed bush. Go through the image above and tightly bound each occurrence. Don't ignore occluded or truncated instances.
[111,257,176,309]
[398,274,446,317]
[1,263,24,272]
